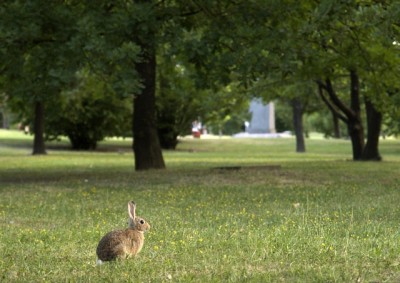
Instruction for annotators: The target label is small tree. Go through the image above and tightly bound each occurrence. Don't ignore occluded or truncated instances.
[46,70,131,150]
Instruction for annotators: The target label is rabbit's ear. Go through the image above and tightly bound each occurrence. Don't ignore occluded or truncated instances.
[128,201,136,220]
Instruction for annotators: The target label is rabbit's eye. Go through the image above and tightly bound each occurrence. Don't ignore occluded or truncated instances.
[140,220,145,224]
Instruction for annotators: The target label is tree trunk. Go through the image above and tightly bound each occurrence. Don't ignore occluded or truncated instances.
[132,0,165,170]
[347,122,364,160]
[32,101,47,155]
[291,97,306,153]
[317,71,365,160]
[348,70,364,160]
[362,98,382,160]
[133,49,165,170]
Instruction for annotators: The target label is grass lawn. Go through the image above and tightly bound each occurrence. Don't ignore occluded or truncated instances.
[1,129,400,282]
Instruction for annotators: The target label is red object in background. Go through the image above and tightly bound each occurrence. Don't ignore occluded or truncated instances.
[192,131,201,138]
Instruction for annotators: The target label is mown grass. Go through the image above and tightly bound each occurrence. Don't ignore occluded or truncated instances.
[1,130,400,282]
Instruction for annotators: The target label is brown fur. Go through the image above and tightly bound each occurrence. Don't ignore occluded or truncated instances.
[96,202,150,262]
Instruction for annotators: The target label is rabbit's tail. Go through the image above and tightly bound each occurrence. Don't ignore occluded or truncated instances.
[96,258,104,266]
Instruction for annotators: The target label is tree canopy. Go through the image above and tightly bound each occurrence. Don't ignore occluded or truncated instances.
[1,0,399,166]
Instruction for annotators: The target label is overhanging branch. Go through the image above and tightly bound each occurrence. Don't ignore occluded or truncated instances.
[317,81,348,123]
[324,77,355,119]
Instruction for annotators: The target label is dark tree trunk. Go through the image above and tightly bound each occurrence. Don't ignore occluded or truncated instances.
[32,101,47,155]
[291,97,306,153]
[347,122,364,160]
[362,98,382,160]
[133,49,165,170]
[347,70,364,160]
[317,71,364,160]
[132,0,165,170]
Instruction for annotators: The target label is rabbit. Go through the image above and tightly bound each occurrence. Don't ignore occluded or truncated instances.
[96,201,150,263]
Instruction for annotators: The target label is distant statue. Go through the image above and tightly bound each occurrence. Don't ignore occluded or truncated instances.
[248,99,275,134]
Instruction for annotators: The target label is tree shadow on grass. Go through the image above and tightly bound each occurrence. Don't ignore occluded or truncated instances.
[0,137,132,153]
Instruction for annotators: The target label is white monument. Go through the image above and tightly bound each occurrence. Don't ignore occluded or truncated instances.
[247,99,275,133]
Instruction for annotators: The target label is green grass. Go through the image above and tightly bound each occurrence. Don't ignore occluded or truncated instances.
[1,129,400,282]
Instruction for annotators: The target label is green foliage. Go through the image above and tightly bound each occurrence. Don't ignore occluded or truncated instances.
[202,83,250,135]
[45,70,132,150]
[0,0,144,151]
[76,2,143,97]
[1,132,400,282]
[0,1,81,100]
[0,0,84,153]
[306,110,347,138]
[274,101,293,132]
[156,44,250,144]
[156,51,204,149]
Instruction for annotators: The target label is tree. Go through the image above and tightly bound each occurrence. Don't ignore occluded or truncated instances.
[45,70,132,150]
[133,41,165,170]
[182,1,318,152]
[215,0,400,160]
[0,1,82,154]
[317,72,365,160]
[291,97,306,153]
[77,0,167,170]
[310,1,400,160]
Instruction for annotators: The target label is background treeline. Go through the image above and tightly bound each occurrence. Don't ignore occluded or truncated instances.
[1,1,399,169]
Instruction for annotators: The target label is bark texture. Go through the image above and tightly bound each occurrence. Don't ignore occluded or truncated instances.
[362,98,382,160]
[133,49,165,170]
[291,97,306,153]
[32,101,47,155]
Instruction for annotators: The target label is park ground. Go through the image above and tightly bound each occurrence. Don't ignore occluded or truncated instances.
[0,129,400,282]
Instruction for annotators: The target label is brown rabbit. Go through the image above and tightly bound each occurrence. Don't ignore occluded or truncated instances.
[96,201,150,263]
